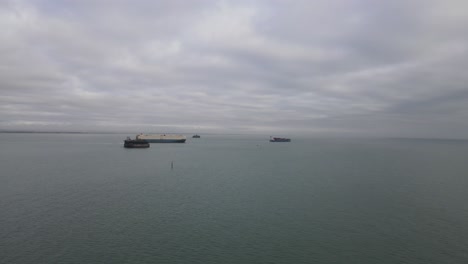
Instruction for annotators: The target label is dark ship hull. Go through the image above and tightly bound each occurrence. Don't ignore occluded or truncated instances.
[124,139,150,148]
[269,137,291,142]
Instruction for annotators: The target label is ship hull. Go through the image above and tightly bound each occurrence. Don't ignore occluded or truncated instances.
[136,134,187,143]
[124,140,150,148]
[269,137,291,142]
[143,139,186,143]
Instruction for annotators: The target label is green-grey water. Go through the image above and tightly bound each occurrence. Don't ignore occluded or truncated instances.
[1,134,468,263]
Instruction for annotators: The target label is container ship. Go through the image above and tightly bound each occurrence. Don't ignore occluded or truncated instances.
[136,134,186,143]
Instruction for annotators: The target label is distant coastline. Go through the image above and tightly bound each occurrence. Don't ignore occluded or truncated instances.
[1,131,467,141]
[0,130,106,134]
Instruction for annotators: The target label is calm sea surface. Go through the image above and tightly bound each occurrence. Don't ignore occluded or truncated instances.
[1,133,468,263]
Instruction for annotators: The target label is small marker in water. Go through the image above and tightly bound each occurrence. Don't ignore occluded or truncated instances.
[171,161,174,169]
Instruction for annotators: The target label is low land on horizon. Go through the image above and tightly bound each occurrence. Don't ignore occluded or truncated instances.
[1,130,468,141]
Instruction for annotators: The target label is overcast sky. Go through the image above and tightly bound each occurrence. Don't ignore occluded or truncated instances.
[1,0,468,138]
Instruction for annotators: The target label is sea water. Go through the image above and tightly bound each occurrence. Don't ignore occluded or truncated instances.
[1,133,468,263]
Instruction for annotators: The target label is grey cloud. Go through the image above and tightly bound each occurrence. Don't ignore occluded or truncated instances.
[1,0,468,138]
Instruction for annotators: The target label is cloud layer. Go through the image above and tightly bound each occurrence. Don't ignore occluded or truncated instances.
[1,0,468,137]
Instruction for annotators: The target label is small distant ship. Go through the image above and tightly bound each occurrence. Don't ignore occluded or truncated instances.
[124,137,150,148]
[192,134,201,138]
[270,136,291,142]
[136,133,186,143]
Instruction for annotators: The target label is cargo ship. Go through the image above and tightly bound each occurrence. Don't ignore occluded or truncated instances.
[124,137,150,148]
[269,136,291,142]
[136,133,186,143]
